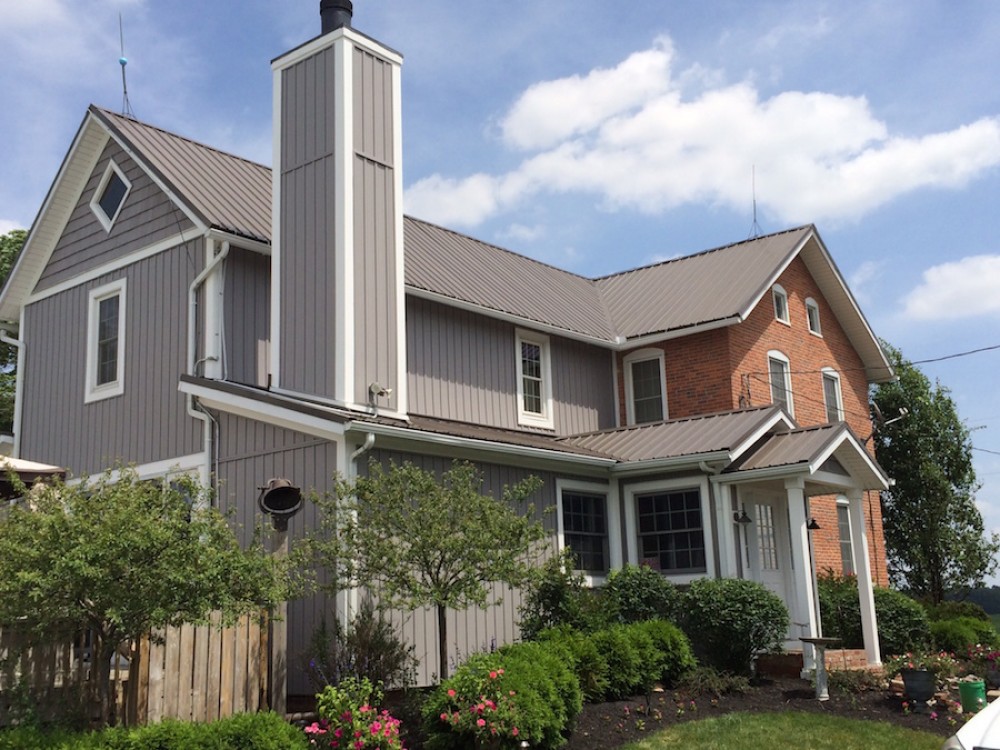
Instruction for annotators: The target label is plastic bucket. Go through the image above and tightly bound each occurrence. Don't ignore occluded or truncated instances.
[959,680,987,713]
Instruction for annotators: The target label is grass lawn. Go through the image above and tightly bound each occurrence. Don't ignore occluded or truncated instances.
[619,711,945,750]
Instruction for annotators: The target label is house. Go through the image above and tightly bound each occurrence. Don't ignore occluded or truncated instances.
[0,1,895,696]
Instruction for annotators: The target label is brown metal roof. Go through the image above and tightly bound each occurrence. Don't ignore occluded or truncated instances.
[727,423,842,472]
[90,110,890,381]
[557,406,785,463]
[594,228,810,340]
[94,108,272,243]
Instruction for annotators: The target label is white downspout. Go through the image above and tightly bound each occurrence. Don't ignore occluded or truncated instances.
[0,324,23,457]
[187,239,231,489]
[341,431,376,627]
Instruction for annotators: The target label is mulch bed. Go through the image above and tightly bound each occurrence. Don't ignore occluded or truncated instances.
[562,677,957,749]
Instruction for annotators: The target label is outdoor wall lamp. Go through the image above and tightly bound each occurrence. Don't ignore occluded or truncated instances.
[733,508,752,525]
[258,477,303,531]
[807,517,821,531]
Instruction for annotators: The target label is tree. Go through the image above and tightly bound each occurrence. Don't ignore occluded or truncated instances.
[305,460,547,680]
[0,469,287,726]
[872,341,999,603]
[0,228,26,433]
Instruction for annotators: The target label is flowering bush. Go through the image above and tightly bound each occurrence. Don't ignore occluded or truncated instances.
[966,643,1000,671]
[883,650,959,678]
[306,677,405,749]
[423,654,522,749]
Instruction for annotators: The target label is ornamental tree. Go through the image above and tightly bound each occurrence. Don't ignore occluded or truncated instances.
[305,460,547,679]
[0,468,288,726]
[872,341,999,603]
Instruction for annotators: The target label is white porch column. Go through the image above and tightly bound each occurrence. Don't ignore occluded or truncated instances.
[785,477,818,672]
[848,489,881,665]
[713,480,738,578]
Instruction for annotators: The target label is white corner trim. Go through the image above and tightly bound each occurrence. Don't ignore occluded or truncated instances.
[393,59,408,417]
[335,35,355,406]
[84,278,127,403]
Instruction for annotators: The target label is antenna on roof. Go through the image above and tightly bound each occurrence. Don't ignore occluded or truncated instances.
[119,13,136,118]
[747,165,763,239]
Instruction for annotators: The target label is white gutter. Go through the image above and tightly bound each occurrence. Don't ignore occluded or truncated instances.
[187,239,231,488]
[609,451,731,476]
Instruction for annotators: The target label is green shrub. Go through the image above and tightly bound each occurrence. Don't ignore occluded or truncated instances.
[590,625,643,699]
[817,573,931,658]
[423,644,581,750]
[680,578,788,675]
[931,617,997,653]
[536,625,610,701]
[304,597,416,690]
[604,564,680,624]
[926,600,991,622]
[618,623,661,694]
[518,551,605,638]
[630,619,696,686]
[676,665,751,697]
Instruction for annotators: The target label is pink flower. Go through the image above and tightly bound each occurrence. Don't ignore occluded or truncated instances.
[512,727,519,736]
[489,671,498,679]
[477,718,486,727]
[447,688,456,697]
[440,712,449,722]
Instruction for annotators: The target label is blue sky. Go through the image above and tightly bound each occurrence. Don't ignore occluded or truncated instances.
[2,0,1000,575]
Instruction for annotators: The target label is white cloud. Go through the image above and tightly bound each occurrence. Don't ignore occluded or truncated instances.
[406,36,1000,230]
[902,255,1000,320]
[0,220,26,235]
[499,223,545,243]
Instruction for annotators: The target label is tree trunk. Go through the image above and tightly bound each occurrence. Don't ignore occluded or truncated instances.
[95,637,117,728]
[437,604,448,681]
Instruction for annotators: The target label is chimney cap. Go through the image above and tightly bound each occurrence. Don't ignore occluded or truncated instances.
[320,0,353,33]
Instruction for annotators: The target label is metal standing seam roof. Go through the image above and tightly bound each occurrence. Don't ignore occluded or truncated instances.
[556,406,785,462]
[90,109,888,372]
[725,423,845,472]
[94,108,272,243]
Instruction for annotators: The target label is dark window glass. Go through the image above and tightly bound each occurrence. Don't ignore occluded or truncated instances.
[636,489,705,573]
[807,302,821,334]
[769,357,790,411]
[96,295,119,386]
[823,374,841,422]
[838,504,855,575]
[631,358,664,423]
[521,341,543,414]
[562,491,608,573]
[98,171,128,223]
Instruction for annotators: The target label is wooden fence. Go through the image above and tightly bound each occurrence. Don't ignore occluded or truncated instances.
[0,612,270,727]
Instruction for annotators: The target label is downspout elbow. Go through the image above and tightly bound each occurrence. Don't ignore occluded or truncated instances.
[351,432,376,462]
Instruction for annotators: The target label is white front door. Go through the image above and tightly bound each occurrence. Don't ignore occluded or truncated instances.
[743,492,797,645]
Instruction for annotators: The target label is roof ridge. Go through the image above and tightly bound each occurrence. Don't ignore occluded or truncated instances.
[592,225,813,283]
[92,106,271,173]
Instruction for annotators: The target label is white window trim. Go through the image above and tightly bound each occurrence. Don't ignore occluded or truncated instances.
[805,297,822,336]
[767,349,794,417]
[89,159,132,232]
[85,279,127,403]
[623,348,668,426]
[555,478,622,586]
[623,475,714,585]
[822,367,843,422]
[515,328,554,429]
[772,284,790,325]
[836,495,856,576]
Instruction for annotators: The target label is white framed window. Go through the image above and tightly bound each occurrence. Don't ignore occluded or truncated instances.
[772,284,790,324]
[767,350,793,416]
[85,279,127,403]
[623,348,667,425]
[805,297,822,336]
[89,160,132,232]
[556,478,621,585]
[822,368,843,423]
[516,328,553,429]
[836,496,855,575]
[623,476,714,584]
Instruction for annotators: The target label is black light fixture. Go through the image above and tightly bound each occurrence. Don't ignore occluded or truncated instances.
[733,508,752,525]
[258,477,303,531]
[807,517,821,531]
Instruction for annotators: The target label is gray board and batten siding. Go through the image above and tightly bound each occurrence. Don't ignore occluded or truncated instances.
[352,44,399,410]
[223,247,270,387]
[21,246,202,474]
[406,296,617,436]
[212,411,340,696]
[278,43,341,402]
[36,139,196,292]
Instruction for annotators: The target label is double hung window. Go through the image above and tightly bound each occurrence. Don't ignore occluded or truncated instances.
[767,351,793,416]
[85,280,126,402]
[624,349,667,425]
[516,329,553,428]
[636,488,706,573]
[822,369,843,422]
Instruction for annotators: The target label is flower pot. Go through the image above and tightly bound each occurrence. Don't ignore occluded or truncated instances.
[900,668,937,704]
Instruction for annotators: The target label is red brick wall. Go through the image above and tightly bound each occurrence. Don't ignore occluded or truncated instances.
[614,255,888,585]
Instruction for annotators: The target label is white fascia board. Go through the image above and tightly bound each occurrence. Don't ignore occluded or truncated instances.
[207,229,270,256]
[25,229,203,305]
[273,26,402,71]
[270,385,410,423]
[179,380,347,442]
[617,316,743,350]
[715,464,811,485]
[0,116,108,323]
[65,452,206,486]
[344,421,617,470]
[608,451,732,477]
[808,430,890,490]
